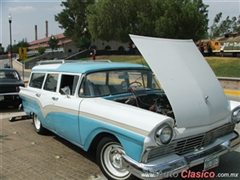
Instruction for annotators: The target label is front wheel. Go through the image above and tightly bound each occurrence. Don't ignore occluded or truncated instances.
[33,113,47,134]
[96,137,136,180]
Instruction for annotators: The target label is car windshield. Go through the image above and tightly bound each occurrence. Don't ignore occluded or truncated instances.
[0,70,20,80]
[79,69,161,97]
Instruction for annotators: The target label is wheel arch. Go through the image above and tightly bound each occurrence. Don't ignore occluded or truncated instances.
[89,132,119,151]
[86,131,145,162]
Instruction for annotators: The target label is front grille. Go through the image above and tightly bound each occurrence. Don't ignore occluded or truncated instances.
[0,86,17,93]
[147,123,234,162]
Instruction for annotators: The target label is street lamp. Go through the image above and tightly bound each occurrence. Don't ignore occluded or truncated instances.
[51,35,55,53]
[8,14,13,68]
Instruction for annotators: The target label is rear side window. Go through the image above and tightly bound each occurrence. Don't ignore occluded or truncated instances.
[29,73,45,89]
[43,74,59,92]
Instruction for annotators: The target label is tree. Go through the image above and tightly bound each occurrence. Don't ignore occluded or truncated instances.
[209,13,240,38]
[56,0,209,44]
[55,0,95,49]
[47,35,59,52]
[37,47,46,55]
[0,44,3,55]
[154,0,209,41]
[6,39,29,53]
[87,0,209,42]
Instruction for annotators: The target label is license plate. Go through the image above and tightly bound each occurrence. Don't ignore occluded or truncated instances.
[0,95,4,101]
[204,154,219,171]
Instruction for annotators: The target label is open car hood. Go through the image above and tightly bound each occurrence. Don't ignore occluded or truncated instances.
[130,35,230,128]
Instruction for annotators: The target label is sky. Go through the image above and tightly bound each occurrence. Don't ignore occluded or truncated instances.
[0,0,240,49]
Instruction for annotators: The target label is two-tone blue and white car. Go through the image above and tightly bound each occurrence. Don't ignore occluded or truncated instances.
[19,35,240,180]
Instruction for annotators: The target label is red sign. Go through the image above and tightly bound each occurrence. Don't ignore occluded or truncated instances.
[8,52,11,58]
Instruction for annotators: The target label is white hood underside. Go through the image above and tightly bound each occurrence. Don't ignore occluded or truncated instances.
[130,35,230,128]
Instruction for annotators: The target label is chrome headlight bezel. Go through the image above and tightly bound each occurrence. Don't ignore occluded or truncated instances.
[231,106,240,124]
[155,123,173,145]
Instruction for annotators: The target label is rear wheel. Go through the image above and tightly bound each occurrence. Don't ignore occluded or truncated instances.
[33,114,46,134]
[96,137,136,180]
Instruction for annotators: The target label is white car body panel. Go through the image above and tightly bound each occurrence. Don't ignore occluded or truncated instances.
[130,35,230,128]
[80,98,174,136]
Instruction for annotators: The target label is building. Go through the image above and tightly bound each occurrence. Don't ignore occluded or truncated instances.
[28,33,78,54]
[27,21,129,55]
[28,33,129,55]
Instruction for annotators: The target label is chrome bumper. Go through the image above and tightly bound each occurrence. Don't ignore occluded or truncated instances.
[122,132,240,180]
[0,92,20,101]
[0,92,19,96]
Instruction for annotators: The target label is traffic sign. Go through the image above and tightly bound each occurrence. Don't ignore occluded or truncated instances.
[18,47,27,59]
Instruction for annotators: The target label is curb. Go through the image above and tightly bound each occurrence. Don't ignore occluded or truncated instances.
[218,77,240,81]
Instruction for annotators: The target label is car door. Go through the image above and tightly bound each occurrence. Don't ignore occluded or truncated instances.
[39,73,59,131]
[51,74,83,145]
[24,72,54,131]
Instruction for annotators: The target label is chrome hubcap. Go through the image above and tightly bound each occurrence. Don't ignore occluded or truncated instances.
[102,143,130,178]
[34,114,40,130]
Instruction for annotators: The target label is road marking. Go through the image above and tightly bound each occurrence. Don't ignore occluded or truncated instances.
[224,89,240,96]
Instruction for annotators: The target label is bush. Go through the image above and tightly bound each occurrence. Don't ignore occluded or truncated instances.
[38,47,46,55]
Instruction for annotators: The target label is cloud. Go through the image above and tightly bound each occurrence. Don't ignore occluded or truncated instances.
[46,5,64,12]
[9,6,36,12]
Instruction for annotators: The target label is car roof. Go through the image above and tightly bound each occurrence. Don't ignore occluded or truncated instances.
[32,60,150,74]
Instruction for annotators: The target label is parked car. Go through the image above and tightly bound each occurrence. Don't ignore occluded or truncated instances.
[0,68,25,108]
[19,35,240,180]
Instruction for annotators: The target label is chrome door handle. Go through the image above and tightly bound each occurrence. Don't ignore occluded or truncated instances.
[52,97,58,101]
[35,93,41,97]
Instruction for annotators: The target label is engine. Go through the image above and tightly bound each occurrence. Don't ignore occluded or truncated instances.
[114,92,175,119]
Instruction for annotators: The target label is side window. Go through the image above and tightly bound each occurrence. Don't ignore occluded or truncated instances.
[128,72,145,87]
[59,74,79,95]
[152,74,161,89]
[109,71,129,93]
[79,73,105,97]
[43,74,58,92]
[29,73,45,89]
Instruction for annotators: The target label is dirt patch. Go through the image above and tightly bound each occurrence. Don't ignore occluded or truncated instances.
[219,80,240,90]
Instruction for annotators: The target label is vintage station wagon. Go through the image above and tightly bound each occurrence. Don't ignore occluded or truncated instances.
[19,35,240,180]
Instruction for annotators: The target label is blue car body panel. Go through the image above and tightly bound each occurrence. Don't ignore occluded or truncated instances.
[20,93,145,162]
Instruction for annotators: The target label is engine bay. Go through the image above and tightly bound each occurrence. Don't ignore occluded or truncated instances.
[113,88,175,119]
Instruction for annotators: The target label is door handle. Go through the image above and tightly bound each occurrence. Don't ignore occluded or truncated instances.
[52,97,58,101]
[35,93,41,97]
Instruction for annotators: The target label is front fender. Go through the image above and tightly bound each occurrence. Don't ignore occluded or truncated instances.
[80,115,145,162]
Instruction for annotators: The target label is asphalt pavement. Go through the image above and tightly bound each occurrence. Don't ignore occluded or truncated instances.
[1,109,107,180]
[1,108,240,180]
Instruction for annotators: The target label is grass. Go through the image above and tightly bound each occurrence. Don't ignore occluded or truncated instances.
[89,55,240,78]
[19,56,35,63]
[205,57,240,78]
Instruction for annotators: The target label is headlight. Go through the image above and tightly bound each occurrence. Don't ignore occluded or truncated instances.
[155,124,173,145]
[232,106,240,124]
